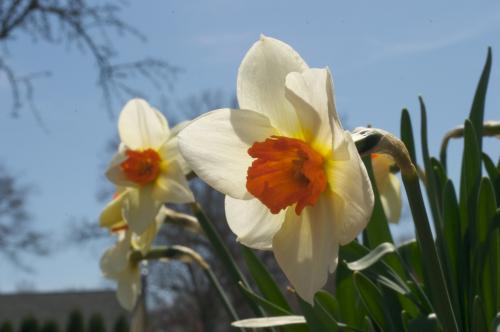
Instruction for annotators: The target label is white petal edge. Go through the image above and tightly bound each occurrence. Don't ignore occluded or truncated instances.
[152,161,194,204]
[272,194,339,304]
[232,316,306,328]
[122,186,162,235]
[328,132,374,245]
[225,196,286,250]
[237,35,307,136]
[118,98,169,150]
[178,108,276,199]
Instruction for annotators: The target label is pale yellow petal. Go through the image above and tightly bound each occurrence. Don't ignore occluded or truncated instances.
[272,194,339,304]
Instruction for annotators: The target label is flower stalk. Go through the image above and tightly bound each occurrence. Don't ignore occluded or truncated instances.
[440,120,500,169]
[353,127,460,332]
[133,245,242,328]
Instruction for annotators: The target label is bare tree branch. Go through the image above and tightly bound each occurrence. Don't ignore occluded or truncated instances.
[0,0,178,118]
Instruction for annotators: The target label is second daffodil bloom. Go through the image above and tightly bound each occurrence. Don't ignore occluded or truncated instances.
[178,36,374,303]
[371,154,402,223]
[106,99,194,235]
[99,189,162,310]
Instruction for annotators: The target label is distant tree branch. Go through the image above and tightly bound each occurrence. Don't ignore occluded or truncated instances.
[0,0,178,118]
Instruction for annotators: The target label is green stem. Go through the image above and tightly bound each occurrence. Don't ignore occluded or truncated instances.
[136,246,243,329]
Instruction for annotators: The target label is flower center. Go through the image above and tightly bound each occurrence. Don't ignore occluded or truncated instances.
[246,136,327,215]
[121,149,161,186]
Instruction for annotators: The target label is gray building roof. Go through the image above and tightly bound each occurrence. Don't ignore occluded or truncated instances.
[0,290,129,331]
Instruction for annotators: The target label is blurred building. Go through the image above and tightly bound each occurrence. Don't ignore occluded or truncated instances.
[0,290,129,331]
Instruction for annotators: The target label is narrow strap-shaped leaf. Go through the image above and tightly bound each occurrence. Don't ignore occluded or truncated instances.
[483,153,500,205]
[472,295,488,332]
[241,246,292,312]
[400,108,417,165]
[441,180,464,326]
[238,282,292,316]
[407,314,440,332]
[468,47,492,153]
[335,261,366,328]
[460,120,482,237]
[296,294,332,331]
[353,272,397,332]
[419,96,442,229]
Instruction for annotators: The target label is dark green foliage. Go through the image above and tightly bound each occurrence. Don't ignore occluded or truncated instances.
[40,321,59,332]
[112,316,128,332]
[65,310,84,332]
[87,314,105,332]
[18,316,39,332]
[0,321,13,332]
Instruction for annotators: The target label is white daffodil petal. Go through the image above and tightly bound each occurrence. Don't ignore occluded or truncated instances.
[118,98,169,150]
[225,196,286,250]
[159,137,190,175]
[329,132,374,245]
[178,108,276,199]
[378,173,402,224]
[105,144,138,187]
[122,187,162,234]
[325,68,345,150]
[100,234,131,279]
[272,194,339,304]
[152,162,194,204]
[116,265,141,311]
[237,35,307,136]
[169,120,190,138]
[284,68,333,146]
[99,191,127,228]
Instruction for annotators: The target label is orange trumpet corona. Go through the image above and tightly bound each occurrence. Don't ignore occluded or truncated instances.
[121,149,161,186]
[246,136,327,215]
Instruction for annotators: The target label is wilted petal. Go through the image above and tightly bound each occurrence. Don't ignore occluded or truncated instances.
[122,186,162,234]
[272,194,339,304]
[328,132,374,245]
[152,161,194,203]
[178,108,276,199]
[225,196,286,250]
[118,98,169,150]
[237,35,307,136]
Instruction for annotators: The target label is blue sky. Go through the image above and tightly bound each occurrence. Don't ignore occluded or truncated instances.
[0,1,499,292]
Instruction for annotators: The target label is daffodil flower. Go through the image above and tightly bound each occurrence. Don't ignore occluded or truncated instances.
[99,190,162,310]
[371,154,402,223]
[178,36,374,302]
[105,99,194,234]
